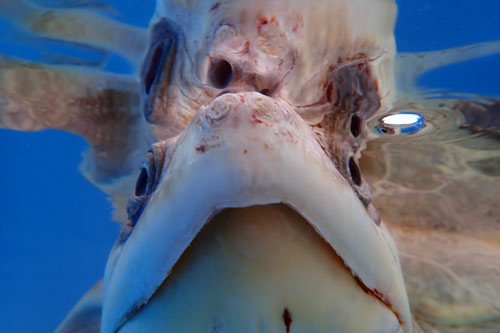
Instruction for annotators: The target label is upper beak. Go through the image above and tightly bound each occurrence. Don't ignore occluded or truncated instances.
[101,92,412,332]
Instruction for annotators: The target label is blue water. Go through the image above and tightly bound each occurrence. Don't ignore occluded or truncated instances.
[0,1,498,332]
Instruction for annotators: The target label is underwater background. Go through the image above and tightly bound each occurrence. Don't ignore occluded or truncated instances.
[0,0,498,332]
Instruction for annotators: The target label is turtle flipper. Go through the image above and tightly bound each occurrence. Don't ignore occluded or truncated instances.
[360,99,500,330]
[391,227,500,332]
[0,0,147,64]
[0,56,153,221]
[396,41,500,96]
[55,281,103,333]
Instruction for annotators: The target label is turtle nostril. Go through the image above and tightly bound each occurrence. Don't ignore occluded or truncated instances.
[348,157,362,186]
[260,88,271,96]
[216,90,232,97]
[135,168,149,197]
[208,59,233,89]
[350,114,362,137]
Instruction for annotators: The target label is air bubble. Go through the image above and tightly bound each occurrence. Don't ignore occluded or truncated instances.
[378,112,425,135]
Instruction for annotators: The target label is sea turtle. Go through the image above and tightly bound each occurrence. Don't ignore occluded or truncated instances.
[0,0,499,332]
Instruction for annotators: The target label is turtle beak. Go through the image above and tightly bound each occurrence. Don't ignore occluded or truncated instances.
[101,92,412,332]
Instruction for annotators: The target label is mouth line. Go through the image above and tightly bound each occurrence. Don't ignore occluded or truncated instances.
[102,92,410,332]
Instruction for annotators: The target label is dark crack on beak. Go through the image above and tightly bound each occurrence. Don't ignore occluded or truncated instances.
[282,308,292,333]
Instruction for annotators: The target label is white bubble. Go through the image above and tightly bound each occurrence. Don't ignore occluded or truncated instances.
[382,113,422,126]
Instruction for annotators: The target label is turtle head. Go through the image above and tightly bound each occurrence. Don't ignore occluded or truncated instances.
[101,1,412,332]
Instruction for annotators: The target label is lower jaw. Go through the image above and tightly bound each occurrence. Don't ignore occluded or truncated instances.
[118,204,400,333]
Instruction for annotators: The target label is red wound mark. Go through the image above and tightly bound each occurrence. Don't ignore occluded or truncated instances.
[237,40,250,55]
[353,276,402,325]
[292,17,303,32]
[373,288,391,306]
[257,17,269,32]
[251,111,274,128]
[257,16,278,33]
[251,112,263,124]
[282,308,292,333]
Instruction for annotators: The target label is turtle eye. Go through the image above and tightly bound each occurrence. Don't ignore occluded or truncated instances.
[144,43,165,95]
[133,152,157,198]
[127,142,169,227]
[128,154,157,225]
[208,59,233,88]
[141,18,178,97]
[348,157,362,186]
[134,167,149,197]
